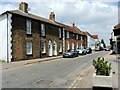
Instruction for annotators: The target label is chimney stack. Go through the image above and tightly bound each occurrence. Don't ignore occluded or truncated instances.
[19,2,28,13]
[72,22,75,27]
[49,12,55,21]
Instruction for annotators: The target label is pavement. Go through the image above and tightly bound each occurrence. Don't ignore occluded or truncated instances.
[70,52,119,89]
[0,55,62,70]
[0,51,119,89]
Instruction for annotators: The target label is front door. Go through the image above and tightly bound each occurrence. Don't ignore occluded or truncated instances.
[48,40,52,56]
[53,40,57,56]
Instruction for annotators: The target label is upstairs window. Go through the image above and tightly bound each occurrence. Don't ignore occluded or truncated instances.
[59,28,62,38]
[26,41,32,55]
[26,20,32,34]
[67,31,69,38]
[76,34,78,40]
[41,24,45,36]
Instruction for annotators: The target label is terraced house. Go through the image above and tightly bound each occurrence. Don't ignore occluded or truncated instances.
[57,22,87,51]
[0,2,88,62]
[0,2,63,62]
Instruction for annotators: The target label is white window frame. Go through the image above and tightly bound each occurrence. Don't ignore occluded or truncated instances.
[67,31,69,38]
[26,41,32,55]
[59,43,62,52]
[41,41,46,53]
[67,41,70,50]
[76,42,78,49]
[26,20,32,34]
[76,34,78,40]
[59,28,62,38]
[41,23,45,36]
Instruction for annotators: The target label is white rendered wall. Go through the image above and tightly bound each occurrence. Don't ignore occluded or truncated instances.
[0,14,7,62]
[0,13,12,62]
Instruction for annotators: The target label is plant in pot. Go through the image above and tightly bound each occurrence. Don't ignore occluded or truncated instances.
[92,57,112,89]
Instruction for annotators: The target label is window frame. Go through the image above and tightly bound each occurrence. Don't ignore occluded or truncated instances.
[67,31,69,38]
[41,23,45,36]
[59,28,62,38]
[59,43,62,52]
[26,41,32,55]
[26,20,32,34]
[41,41,46,53]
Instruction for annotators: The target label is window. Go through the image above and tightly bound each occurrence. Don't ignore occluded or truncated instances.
[59,28,61,38]
[26,41,32,55]
[26,20,32,34]
[76,42,78,49]
[41,24,45,36]
[41,41,46,53]
[67,41,70,50]
[76,34,78,40]
[67,31,69,38]
[81,36,83,40]
[59,43,62,52]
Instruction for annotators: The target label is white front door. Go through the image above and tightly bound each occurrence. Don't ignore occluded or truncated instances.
[72,43,74,49]
[48,40,52,56]
[53,40,57,56]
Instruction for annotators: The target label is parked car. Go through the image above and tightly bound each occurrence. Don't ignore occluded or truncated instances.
[76,48,87,55]
[63,49,79,58]
[86,47,92,54]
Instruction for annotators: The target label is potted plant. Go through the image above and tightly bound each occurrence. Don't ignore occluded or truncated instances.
[92,57,112,88]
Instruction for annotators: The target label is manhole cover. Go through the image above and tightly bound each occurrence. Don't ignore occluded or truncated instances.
[35,79,53,85]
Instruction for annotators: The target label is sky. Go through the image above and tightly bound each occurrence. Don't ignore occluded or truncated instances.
[0,0,119,46]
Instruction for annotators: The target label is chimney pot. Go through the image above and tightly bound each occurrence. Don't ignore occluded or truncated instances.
[72,22,75,27]
[19,2,28,13]
[49,12,55,21]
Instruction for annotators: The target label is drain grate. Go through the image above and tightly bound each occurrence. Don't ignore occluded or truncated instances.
[35,79,53,85]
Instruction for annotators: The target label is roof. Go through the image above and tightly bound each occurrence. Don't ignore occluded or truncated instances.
[1,10,63,27]
[84,32,93,37]
[113,23,120,30]
[56,22,82,35]
[92,35,98,39]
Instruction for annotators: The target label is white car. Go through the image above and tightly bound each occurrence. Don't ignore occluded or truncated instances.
[76,48,87,55]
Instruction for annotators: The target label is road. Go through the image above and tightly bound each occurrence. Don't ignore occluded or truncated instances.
[2,51,110,88]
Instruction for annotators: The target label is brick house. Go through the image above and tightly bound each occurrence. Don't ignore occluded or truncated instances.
[0,2,63,62]
[56,22,87,51]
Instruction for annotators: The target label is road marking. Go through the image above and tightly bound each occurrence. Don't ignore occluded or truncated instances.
[68,65,93,89]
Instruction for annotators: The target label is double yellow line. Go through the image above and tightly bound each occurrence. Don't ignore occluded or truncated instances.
[68,66,93,90]
[68,72,84,90]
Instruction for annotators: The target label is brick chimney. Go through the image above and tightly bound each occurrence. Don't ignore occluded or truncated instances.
[49,12,55,21]
[19,2,28,13]
[72,22,75,27]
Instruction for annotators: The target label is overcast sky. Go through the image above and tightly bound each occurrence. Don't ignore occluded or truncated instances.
[0,0,119,46]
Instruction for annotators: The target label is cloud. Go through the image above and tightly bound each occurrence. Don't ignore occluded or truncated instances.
[0,1,118,45]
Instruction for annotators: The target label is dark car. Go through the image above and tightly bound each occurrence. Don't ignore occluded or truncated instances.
[86,47,92,54]
[63,49,79,58]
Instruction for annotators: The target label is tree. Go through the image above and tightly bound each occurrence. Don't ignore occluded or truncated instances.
[101,39,106,48]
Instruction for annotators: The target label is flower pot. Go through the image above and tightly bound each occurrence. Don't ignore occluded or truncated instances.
[93,71,112,88]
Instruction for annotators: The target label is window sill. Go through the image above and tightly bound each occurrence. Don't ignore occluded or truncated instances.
[26,54,33,56]
[27,34,32,37]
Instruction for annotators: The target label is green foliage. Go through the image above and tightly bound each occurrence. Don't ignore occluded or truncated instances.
[93,57,112,76]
